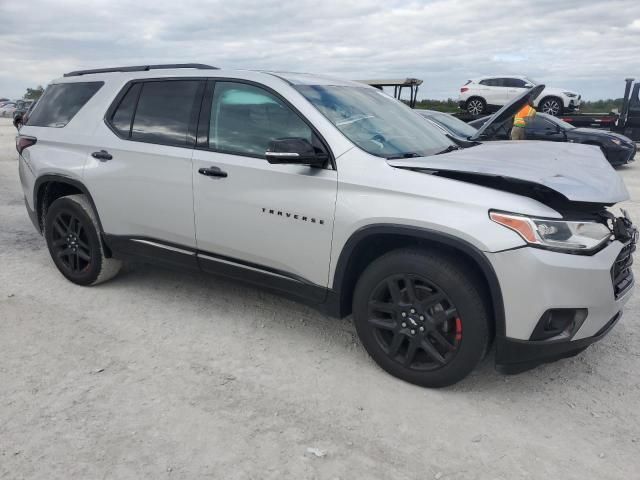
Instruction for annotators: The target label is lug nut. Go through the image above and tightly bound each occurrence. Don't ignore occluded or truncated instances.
[419,326,424,332]
[410,329,416,335]
[419,315,424,321]
[401,322,407,328]
[401,312,407,317]
[410,308,416,314]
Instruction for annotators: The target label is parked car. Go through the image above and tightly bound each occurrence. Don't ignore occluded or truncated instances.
[558,78,640,142]
[468,112,636,166]
[17,64,635,387]
[12,100,34,129]
[0,101,17,117]
[417,109,480,143]
[459,76,581,116]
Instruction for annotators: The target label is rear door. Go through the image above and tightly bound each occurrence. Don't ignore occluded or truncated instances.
[191,80,337,296]
[504,78,528,103]
[84,79,204,251]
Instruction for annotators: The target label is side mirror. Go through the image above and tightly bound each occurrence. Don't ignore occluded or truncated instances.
[265,138,328,166]
[524,83,533,89]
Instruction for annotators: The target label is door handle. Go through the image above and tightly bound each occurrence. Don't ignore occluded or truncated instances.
[198,166,228,178]
[91,150,112,161]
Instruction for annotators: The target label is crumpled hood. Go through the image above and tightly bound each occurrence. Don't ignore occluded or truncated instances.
[388,141,629,204]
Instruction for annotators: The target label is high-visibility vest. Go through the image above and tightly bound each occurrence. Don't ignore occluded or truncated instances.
[513,105,535,128]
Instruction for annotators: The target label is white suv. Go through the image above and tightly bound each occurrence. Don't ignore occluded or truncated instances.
[459,75,581,116]
[17,64,634,387]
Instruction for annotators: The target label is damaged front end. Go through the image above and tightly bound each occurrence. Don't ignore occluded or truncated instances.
[389,140,637,373]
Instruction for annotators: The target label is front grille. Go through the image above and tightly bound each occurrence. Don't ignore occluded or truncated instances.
[612,242,635,298]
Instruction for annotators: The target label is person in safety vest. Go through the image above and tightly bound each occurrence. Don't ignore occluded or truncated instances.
[511,98,536,140]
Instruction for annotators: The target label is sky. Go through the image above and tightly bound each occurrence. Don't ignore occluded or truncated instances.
[1,0,639,101]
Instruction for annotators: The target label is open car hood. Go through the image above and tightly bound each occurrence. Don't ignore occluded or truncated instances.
[470,84,545,141]
[388,141,629,205]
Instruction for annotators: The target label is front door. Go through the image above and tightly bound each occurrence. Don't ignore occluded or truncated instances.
[192,81,337,297]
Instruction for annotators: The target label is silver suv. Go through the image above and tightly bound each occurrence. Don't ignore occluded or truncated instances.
[17,64,636,387]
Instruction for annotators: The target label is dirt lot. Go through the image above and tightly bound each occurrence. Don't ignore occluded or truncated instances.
[1,117,639,479]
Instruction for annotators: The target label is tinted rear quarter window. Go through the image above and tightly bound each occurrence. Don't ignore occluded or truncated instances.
[109,83,142,137]
[27,82,103,127]
[130,80,201,147]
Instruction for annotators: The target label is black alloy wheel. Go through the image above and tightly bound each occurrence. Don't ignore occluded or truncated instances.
[50,211,92,275]
[367,274,462,370]
[44,194,121,285]
[352,249,490,387]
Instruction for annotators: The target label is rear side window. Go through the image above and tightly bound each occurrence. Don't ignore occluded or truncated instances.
[109,83,141,137]
[27,82,103,127]
[130,80,201,147]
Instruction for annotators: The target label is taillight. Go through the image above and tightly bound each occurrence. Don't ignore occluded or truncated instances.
[16,135,37,154]
[460,87,469,93]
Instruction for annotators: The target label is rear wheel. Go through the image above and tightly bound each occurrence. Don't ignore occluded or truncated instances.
[466,97,486,115]
[539,97,563,116]
[44,194,121,286]
[352,249,490,387]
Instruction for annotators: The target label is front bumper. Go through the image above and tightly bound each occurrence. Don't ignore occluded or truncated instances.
[610,142,637,165]
[495,311,621,373]
[487,240,634,372]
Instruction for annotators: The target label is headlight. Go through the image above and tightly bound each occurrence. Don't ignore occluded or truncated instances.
[609,138,622,146]
[490,212,612,253]
[563,92,577,98]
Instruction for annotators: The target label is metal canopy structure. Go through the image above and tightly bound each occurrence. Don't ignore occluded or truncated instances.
[357,78,423,108]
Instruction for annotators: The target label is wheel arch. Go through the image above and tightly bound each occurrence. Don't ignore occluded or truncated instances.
[34,175,105,235]
[329,224,505,337]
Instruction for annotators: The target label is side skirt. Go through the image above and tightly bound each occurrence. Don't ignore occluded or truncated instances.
[102,235,329,307]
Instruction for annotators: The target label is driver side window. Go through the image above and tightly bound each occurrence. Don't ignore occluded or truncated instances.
[209,82,312,157]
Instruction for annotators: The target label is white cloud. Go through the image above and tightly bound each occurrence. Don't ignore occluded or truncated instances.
[0,0,639,100]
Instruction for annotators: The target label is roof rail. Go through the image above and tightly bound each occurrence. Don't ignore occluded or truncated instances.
[63,63,219,77]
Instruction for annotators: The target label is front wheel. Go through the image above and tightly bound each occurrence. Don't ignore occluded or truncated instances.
[352,249,490,387]
[44,194,121,286]
[539,97,563,116]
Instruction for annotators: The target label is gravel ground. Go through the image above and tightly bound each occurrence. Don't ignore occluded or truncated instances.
[1,117,639,479]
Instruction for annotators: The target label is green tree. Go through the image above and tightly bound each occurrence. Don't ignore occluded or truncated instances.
[24,86,45,101]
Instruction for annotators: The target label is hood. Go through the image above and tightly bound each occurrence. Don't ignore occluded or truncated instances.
[543,86,578,96]
[470,84,545,141]
[387,141,629,205]
[573,128,634,144]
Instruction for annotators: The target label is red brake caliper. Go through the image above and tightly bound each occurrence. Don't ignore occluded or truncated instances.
[454,317,463,342]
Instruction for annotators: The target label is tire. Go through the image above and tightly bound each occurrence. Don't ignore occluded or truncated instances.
[44,194,121,286]
[466,97,486,115]
[539,97,563,116]
[352,248,490,388]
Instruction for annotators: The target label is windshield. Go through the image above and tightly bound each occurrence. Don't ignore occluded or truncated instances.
[421,111,478,139]
[294,85,455,158]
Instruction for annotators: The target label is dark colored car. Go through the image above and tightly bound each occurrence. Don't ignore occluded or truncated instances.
[468,112,636,166]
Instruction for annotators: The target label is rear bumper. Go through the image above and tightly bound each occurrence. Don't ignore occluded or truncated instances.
[495,311,621,373]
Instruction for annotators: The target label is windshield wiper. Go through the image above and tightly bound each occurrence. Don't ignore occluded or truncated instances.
[386,152,422,160]
[434,145,461,155]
